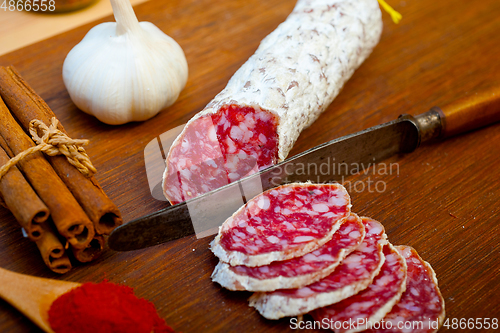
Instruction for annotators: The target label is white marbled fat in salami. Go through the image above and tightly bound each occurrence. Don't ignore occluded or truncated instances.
[210,183,351,267]
[363,245,445,333]
[311,243,407,333]
[212,213,364,292]
[162,0,383,204]
[249,217,387,319]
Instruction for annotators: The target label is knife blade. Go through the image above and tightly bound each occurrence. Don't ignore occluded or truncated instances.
[109,87,500,251]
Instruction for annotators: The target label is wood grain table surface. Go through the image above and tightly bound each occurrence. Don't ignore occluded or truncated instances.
[0,0,499,331]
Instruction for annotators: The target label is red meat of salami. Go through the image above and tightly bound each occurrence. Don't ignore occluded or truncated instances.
[363,245,445,333]
[212,213,364,292]
[249,216,387,319]
[311,243,407,333]
[162,0,383,204]
[210,183,351,267]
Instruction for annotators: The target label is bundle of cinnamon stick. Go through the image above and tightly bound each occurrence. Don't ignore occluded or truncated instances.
[0,66,122,274]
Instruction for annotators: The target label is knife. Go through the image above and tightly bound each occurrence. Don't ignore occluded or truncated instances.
[109,87,500,251]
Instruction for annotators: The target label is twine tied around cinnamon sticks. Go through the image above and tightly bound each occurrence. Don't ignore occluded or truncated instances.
[0,117,96,180]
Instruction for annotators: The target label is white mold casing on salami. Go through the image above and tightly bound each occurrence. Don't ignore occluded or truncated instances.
[211,214,365,292]
[249,216,387,319]
[210,183,351,267]
[162,0,383,204]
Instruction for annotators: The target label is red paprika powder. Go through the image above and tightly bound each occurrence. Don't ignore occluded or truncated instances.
[48,280,174,333]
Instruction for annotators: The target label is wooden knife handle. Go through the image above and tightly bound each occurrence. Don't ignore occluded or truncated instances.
[435,86,500,138]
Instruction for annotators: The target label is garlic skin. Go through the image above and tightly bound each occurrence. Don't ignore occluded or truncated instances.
[63,0,188,125]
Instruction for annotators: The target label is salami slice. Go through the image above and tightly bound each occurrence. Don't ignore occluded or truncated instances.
[162,0,383,204]
[210,183,351,267]
[311,243,407,333]
[363,245,445,333]
[249,217,387,319]
[212,214,364,292]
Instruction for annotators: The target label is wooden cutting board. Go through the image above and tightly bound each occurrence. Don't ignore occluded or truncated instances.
[1,0,499,331]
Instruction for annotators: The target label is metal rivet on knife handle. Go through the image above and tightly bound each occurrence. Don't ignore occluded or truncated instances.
[413,108,443,144]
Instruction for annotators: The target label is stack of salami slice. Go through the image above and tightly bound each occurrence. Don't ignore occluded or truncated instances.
[210,183,445,333]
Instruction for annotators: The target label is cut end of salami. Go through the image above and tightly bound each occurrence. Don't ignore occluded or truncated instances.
[212,213,365,292]
[363,245,446,333]
[249,216,387,319]
[163,104,279,205]
[210,182,351,267]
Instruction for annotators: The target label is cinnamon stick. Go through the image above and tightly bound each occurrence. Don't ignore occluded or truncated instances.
[0,96,94,249]
[35,221,72,274]
[71,235,105,263]
[0,66,122,235]
[0,134,13,157]
[0,136,11,208]
[0,144,49,241]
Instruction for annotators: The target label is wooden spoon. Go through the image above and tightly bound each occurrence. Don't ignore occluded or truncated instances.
[0,267,80,333]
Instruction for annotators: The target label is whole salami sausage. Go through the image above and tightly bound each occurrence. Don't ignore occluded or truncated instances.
[363,245,445,333]
[212,213,364,292]
[210,182,351,267]
[249,216,387,319]
[162,0,383,204]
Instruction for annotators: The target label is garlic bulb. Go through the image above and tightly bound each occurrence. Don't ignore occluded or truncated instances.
[62,0,188,125]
